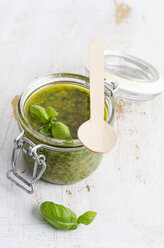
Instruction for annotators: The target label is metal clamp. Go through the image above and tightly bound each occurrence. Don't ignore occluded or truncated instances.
[104,79,118,96]
[7,131,46,194]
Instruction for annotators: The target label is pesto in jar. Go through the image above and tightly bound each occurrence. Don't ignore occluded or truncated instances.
[23,82,108,184]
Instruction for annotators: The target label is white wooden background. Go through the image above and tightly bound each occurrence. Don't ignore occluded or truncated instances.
[0,0,164,247]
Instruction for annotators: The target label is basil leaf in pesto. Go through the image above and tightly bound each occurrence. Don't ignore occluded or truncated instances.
[39,123,52,136]
[40,201,78,230]
[77,211,97,225]
[30,104,49,124]
[51,122,72,140]
[46,106,58,123]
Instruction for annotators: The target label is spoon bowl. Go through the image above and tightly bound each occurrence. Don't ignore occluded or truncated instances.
[78,119,117,153]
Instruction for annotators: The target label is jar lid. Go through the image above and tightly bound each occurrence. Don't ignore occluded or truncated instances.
[85,50,164,101]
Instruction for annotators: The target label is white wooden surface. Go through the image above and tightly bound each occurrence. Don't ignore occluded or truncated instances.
[0,0,164,247]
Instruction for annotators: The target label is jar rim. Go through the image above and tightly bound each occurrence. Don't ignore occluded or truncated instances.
[17,73,115,148]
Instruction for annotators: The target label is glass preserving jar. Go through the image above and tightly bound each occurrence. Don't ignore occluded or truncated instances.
[8,51,163,194]
[7,73,116,193]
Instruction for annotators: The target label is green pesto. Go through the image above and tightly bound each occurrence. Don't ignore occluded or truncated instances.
[22,82,108,184]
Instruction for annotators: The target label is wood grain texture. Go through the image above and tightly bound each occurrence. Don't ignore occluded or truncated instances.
[0,0,164,247]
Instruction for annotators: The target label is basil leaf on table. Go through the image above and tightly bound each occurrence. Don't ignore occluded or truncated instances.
[40,201,97,231]
[46,106,58,123]
[51,122,72,140]
[40,202,78,230]
[77,211,97,225]
[39,123,52,136]
[30,104,49,124]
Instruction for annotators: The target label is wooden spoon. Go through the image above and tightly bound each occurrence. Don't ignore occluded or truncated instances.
[78,40,117,153]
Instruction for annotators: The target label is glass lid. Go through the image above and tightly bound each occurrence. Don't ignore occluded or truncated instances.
[85,50,164,101]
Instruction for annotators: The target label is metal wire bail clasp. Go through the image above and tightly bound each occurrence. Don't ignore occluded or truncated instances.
[104,79,118,97]
[7,131,46,194]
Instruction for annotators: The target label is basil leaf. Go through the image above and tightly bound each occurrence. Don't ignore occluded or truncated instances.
[30,105,49,124]
[46,106,58,123]
[39,123,52,136]
[40,201,78,230]
[51,122,72,140]
[77,211,97,225]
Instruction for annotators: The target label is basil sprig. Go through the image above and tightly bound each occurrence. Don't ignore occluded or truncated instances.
[40,201,97,231]
[30,104,72,140]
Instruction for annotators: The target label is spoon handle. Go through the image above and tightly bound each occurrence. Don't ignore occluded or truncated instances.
[89,40,104,122]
